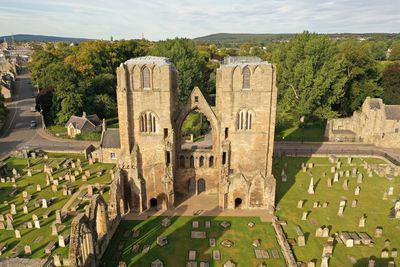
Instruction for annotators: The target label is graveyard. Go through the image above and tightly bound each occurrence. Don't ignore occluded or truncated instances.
[274,156,400,266]
[0,154,114,260]
[102,216,286,266]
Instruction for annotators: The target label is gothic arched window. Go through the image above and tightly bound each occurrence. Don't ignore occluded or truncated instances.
[242,67,251,89]
[142,67,151,89]
[139,111,157,133]
[237,109,254,131]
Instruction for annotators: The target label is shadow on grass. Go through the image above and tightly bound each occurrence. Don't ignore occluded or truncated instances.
[101,202,232,266]
[353,257,394,267]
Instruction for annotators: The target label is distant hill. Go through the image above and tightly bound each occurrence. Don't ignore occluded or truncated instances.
[0,34,93,43]
[194,32,400,46]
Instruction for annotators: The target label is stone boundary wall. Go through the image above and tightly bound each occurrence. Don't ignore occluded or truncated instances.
[272,217,298,267]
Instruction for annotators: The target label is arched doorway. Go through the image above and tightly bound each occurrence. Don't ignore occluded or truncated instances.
[180,110,213,151]
[234,198,243,209]
[188,177,196,195]
[149,198,157,209]
[197,178,206,194]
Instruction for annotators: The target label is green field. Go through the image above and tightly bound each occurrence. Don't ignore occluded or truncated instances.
[275,123,326,142]
[0,155,114,259]
[274,156,400,266]
[102,216,286,267]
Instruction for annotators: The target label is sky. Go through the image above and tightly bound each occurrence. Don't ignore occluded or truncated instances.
[1,0,399,40]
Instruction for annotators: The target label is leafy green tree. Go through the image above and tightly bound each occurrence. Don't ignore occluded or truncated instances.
[382,62,400,104]
[272,32,347,122]
[389,42,400,60]
[367,41,389,60]
[151,38,210,103]
[337,41,383,115]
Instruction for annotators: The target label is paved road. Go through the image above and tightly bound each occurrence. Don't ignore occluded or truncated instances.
[274,142,400,163]
[0,68,98,159]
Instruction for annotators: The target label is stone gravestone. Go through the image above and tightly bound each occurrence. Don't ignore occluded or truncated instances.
[327,178,332,188]
[307,178,314,194]
[6,219,13,230]
[15,229,21,238]
[357,173,363,184]
[333,172,339,182]
[23,205,28,214]
[355,186,361,196]
[34,220,41,229]
[42,199,48,208]
[315,227,323,237]
[388,187,394,196]
[55,210,62,224]
[24,245,32,255]
[37,184,41,192]
[297,200,304,209]
[10,204,16,215]
[338,206,344,217]
[296,225,306,246]
[351,199,357,208]
[301,211,308,221]
[359,215,366,227]
[0,222,4,229]
[51,223,58,236]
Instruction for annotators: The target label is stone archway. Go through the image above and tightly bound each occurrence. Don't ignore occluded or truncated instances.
[235,197,243,209]
[175,87,219,153]
[197,178,206,194]
[149,198,157,209]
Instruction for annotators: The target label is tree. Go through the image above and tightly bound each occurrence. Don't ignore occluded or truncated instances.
[272,32,347,122]
[389,42,400,60]
[382,63,400,104]
[367,41,388,60]
[151,38,210,103]
[337,41,383,115]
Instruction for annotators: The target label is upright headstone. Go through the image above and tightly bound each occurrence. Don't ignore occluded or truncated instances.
[301,212,308,221]
[15,229,21,238]
[36,184,41,192]
[359,215,366,227]
[355,186,361,196]
[308,178,314,194]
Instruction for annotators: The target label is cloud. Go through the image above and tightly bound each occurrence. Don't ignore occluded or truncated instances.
[0,0,399,40]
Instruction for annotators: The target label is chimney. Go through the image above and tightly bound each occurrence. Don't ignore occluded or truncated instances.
[82,112,87,119]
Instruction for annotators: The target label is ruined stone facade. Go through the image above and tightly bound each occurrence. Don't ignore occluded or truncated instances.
[93,56,277,213]
[68,173,123,267]
[326,97,400,148]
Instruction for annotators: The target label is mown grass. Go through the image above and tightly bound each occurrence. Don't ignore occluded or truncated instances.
[274,156,400,266]
[0,156,115,260]
[102,216,286,267]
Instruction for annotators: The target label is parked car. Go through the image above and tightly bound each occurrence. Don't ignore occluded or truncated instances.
[30,120,37,128]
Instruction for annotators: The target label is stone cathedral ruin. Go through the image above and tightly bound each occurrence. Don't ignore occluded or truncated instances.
[94,55,278,214]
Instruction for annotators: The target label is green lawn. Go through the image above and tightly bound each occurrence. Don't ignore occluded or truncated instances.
[275,123,326,142]
[47,125,68,138]
[274,156,400,266]
[102,216,286,267]
[0,156,115,260]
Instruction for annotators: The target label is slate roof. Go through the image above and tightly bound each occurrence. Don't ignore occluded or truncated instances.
[102,129,120,148]
[65,114,101,130]
[385,105,400,120]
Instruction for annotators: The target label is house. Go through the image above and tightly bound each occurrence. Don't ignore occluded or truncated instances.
[65,112,102,138]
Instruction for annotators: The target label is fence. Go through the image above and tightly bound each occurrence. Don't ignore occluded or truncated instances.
[274,148,400,166]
